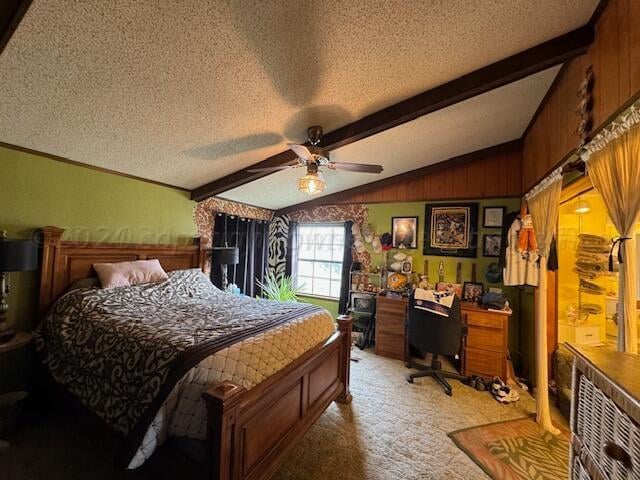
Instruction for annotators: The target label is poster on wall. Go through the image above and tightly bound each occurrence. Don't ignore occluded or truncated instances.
[423,203,478,258]
[391,216,418,249]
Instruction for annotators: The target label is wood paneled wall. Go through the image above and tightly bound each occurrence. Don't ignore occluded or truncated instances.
[278,141,522,214]
[522,0,640,192]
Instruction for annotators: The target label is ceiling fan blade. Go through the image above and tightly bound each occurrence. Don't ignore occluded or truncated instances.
[288,143,316,163]
[329,162,384,174]
[246,165,293,173]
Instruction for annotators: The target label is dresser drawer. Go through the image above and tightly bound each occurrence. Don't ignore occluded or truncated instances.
[375,331,405,360]
[466,326,504,352]
[376,312,405,335]
[464,347,504,378]
[465,311,504,329]
[376,297,407,314]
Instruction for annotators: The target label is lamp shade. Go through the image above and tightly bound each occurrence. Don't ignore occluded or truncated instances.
[212,247,239,266]
[0,237,38,272]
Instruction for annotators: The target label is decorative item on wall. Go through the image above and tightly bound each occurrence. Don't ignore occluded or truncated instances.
[483,234,502,257]
[462,281,484,303]
[371,235,382,253]
[483,206,505,228]
[424,203,478,257]
[438,260,445,282]
[362,224,375,244]
[391,216,418,249]
[471,263,477,282]
[575,65,594,148]
[456,262,462,284]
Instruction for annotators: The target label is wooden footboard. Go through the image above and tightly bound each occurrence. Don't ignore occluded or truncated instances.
[202,316,352,480]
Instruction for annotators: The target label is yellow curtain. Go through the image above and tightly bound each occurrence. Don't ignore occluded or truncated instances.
[526,170,562,434]
[586,121,640,354]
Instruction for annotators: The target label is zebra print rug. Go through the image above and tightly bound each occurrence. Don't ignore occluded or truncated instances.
[448,417,570,480]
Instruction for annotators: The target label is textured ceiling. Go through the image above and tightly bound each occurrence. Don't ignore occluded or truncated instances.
[220,66,561,209]
[0,0,597,193]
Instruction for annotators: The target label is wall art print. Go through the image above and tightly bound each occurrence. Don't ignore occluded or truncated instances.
[423,202,478,258]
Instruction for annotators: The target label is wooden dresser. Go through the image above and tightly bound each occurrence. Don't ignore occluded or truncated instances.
[460,303,510,380]
[374,296,510,380]
[567,344,640,480]
[374,295,407,360]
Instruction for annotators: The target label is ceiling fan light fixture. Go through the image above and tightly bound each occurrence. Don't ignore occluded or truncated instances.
[298,171,326,195]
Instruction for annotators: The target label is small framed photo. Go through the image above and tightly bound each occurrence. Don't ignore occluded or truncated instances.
[483,234,502,257]
[401,260,412,274]
[392,216,418,249]
[462,282,484,303]
[483,206,505,228]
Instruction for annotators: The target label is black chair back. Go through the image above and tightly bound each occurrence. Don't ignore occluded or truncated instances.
[407,293,464,356]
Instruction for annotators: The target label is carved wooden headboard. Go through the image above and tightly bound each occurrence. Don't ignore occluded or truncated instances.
[38,226,206,315]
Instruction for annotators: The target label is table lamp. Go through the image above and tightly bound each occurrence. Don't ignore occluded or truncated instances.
[212,246,239,290]
[0,231,38,343]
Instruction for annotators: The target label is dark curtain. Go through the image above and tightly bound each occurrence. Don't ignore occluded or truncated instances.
[285,221,299,278]
[338,221,354,315]
[212,213,270,297]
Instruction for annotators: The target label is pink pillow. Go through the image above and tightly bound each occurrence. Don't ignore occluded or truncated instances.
[93,259,169,289]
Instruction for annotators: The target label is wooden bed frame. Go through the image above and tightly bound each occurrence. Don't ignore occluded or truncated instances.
[38,226,352,480]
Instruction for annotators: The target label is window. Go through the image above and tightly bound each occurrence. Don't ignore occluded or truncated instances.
[295,224,345,298]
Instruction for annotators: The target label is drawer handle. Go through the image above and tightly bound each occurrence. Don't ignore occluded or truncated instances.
[603,441,632,469]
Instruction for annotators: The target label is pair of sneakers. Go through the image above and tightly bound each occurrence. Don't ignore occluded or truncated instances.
[491,376,520,404]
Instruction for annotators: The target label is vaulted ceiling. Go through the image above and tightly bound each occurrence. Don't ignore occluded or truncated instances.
[0,0,598,208]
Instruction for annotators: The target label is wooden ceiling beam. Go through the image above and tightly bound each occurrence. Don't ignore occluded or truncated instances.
[191,25,594,202]
[0,0,31,56]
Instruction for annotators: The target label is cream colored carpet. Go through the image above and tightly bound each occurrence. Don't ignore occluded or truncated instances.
[274,349,538,480]
[2,349,553,480]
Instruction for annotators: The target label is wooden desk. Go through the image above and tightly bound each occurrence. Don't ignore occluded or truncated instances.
[374,297,511,380]
[374,295,408,361]
[460,302,510,379]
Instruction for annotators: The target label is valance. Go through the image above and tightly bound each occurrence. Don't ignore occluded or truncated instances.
[581,101,640,160]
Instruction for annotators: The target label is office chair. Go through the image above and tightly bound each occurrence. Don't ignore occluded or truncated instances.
[405,292,469,396]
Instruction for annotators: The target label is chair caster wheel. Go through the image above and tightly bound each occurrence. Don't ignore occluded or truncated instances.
[406,375,414,384]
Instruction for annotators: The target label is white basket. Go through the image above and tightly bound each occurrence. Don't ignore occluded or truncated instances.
[573,456,592,480]
[577,375,640,480]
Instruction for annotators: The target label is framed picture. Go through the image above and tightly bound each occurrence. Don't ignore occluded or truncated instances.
[483,234,502,257]
[462,282,484,303]
[483,206,505,228]
[436,282,463,298]
[401,260,412,274]
[391,216,418,249]
[423,203,478,258]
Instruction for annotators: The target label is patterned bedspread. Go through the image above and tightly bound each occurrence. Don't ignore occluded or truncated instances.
[34,269,335,467]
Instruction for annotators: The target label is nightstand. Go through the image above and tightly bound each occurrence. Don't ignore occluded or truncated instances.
[0,331,33,354]
[0,331,32,452]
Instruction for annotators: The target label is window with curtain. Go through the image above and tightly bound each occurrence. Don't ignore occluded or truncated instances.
[295,224,345,298]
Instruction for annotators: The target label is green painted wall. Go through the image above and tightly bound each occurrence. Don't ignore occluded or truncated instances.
[293,197,531,375]
[0,146,197,392]
[364,198,523,369]
[299,295,339,318]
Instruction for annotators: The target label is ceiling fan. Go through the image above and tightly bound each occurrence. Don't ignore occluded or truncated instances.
[247,126,384,195]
